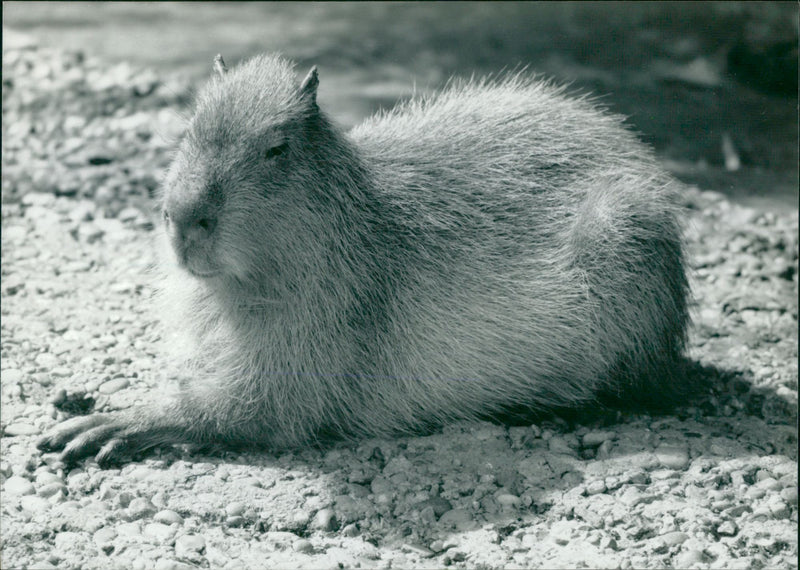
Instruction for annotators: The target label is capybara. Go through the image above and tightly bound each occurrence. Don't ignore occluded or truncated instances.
[40,54,690,466]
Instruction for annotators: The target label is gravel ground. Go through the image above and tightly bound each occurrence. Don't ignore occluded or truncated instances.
[1,39,797,570]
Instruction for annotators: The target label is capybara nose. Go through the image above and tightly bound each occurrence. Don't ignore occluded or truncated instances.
[163,202,218,247]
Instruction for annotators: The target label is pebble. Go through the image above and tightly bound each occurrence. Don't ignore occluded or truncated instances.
[5,476,36,496]
[54,531,84,551]
[3,368,24,384]
[174,534,205,557]
[98,377,130,394]
[755,477,782,492]
[145,522,177,542]
[225,502,246,517]
[661,531,689,546]
[716,521,738,536]
[414,496,453,517]
[654,445,690,470]
[310,508,338,531]
[582,430,616,447]
[438,509,475,530]
[779,487,797,505]
[600,536,618,551]
[549,521,574,546]
[293,538,314,553]
[127,497,157,520]
[4,422,41,436]
[768,501,790,520]
[341,523,359,537]
[93,527,118,547]
[496,493,522,508]
[619,486,650,507]
[746,487,767,500]
[35,352,60,368]
[37,482,67,498]
[676,549,707,567]
[586,479,607,495]
[35,472,63,486]
[20,495,51,513]
[78,223,105,243]
[403,543,435,558]
[548,436,574,455]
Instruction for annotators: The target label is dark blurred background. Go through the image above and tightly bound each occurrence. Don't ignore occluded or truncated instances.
[3,1,797,209]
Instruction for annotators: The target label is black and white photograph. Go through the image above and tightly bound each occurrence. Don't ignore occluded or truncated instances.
[1,2,797,568]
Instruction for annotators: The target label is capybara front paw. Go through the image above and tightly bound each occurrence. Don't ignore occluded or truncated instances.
[38,414,125,466]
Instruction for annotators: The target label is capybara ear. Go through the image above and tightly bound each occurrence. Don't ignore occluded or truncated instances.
[213,54,228,77]
[299,65,319,104]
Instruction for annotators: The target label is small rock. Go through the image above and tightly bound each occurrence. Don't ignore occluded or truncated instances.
[582,430,616,447]
[722,504,751,518]
[118,207,143,222]
[310,508,338,531]
[675,549,707,567]
[145,522,177,543]
[293,538,313,553]
[54,531,84,551]
[586,479,607,495]
[174,534,206,557]
[341,523,359,537]
[225,502,246,517]
[77,222,105,243]
[5,476,35,496]
[128,497,157,520]
[37,482,67,498]
[619,486,649,507]
[755,477,782,492]
[225,516,245,527]
[430,540,446,552]
[403,543,435,558]
[661,531,689,546]
[4,422,41,436]
[3,369,24,384]
[35,352,59,368]
[35,472,63,486]
[549,521,573,545]
[600,536,618,551]
[655,445,690,470]
[438,509,475,531]
[50,389,68,406]
[768,501,790,520]
[779,487,797,505]
[414,496,453,518]
[98,378,130,395]
[20,495,51,513]
[93,527,118,547]
[496,493,521,508]
[370,476,392,496]
[22,192,56,207]
[716,521,738,536]
[3,227,28,244]
[548,436,574,455]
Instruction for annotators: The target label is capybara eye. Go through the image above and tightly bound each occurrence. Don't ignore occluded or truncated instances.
[265,143,288,160]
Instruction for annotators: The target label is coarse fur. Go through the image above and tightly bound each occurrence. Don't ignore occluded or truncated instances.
[40,54,690,465]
